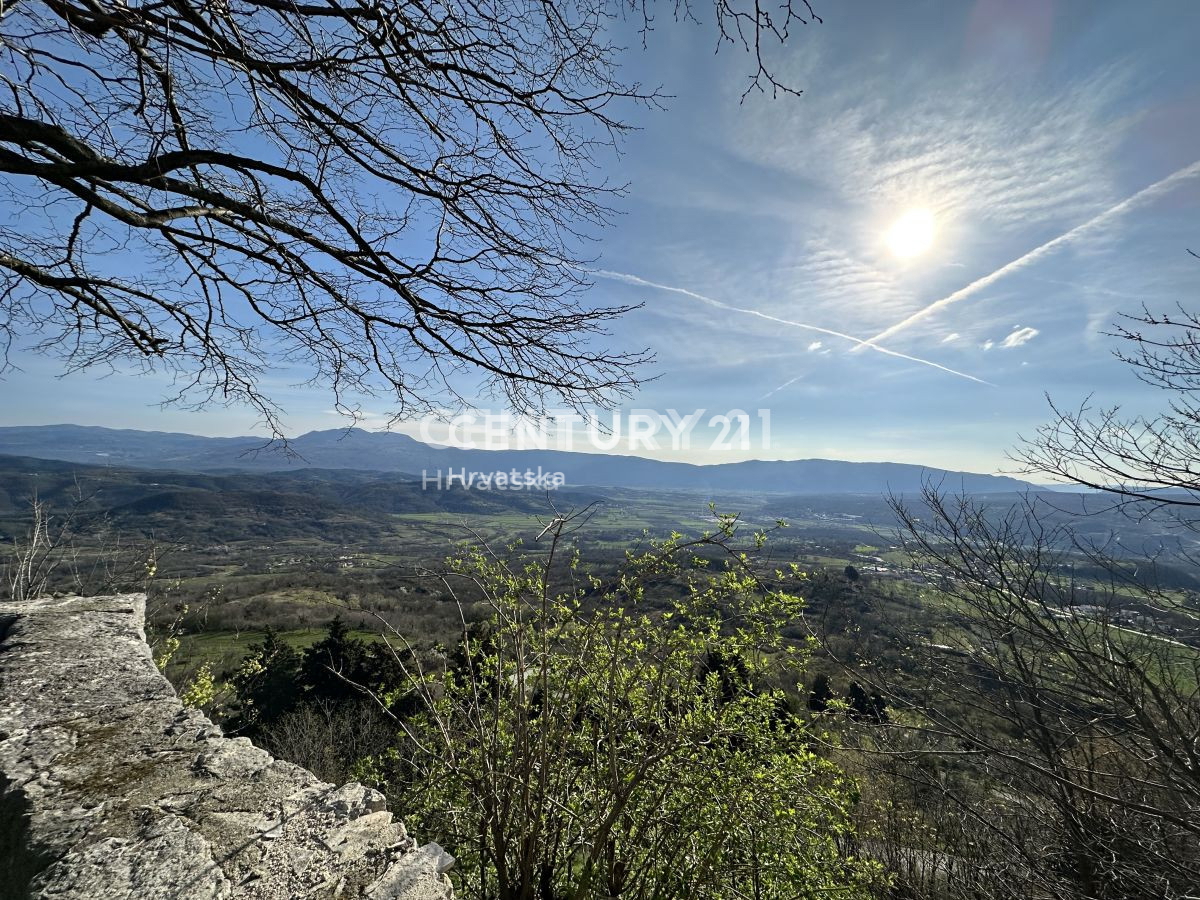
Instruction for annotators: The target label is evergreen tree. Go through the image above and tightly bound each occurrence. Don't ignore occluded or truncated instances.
[230,626,301,727]
[808,673,834,712]
[300,617,371,703]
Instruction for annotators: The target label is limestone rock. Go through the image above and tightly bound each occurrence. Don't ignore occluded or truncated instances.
[0,594,453,900]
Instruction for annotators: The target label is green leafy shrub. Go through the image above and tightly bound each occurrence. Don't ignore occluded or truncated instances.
[379,513,881,900]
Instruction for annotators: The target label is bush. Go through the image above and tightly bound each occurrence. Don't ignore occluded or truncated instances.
[378,513,880,900]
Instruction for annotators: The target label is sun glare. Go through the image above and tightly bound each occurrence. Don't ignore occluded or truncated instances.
[886,208,936,259]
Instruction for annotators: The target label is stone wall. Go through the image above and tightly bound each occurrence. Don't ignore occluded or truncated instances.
[0,594,454,899]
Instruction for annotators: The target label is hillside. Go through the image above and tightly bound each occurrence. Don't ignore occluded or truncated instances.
[0,453,600,541]
[0,425,1034,495]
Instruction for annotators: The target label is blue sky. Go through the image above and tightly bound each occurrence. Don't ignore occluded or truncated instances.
[4,0,1200,475]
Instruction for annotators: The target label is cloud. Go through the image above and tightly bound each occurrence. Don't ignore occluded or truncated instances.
[699,43,1148,356]
[852,158,1200,350]
[615,28,1148,383]
[982,340,995,351]
[807,340,823,352]
[589,268,994,385]
[735,50,1131,232]
[778,243,918,330]
[1000,326,1040,348]
[941,333,960,343]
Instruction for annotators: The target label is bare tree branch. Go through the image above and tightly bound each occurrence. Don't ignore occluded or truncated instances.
[0,0,817,437]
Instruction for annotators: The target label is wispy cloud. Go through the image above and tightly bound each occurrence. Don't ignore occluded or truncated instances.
[807,340,823,352]
[735,54,1131,231]
[651,50,1144,375]
[590,268,994,385]
[778,244,917,329]
[941,332,960,343]
[852,159,1200,351]
[1000,326,1040,348]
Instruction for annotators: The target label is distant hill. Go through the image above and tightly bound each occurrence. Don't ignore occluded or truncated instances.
[1,450,1187,568]
[0,453,597,518]
[0,424,1035,495]
[0,452,610,545]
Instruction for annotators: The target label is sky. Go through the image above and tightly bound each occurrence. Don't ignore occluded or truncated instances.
[4,0,1200,475]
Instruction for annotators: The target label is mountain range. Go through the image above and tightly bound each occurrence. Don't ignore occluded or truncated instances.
[0,425,1034,495]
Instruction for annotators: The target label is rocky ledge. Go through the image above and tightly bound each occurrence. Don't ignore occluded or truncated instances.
[0,594,454,900]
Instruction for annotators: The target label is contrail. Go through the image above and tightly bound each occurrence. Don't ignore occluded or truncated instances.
[852,158,1200,351]
[759,374,805,401]
[590,268,994,385]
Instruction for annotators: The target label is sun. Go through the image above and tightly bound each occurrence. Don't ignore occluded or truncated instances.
[886,208,937,259]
